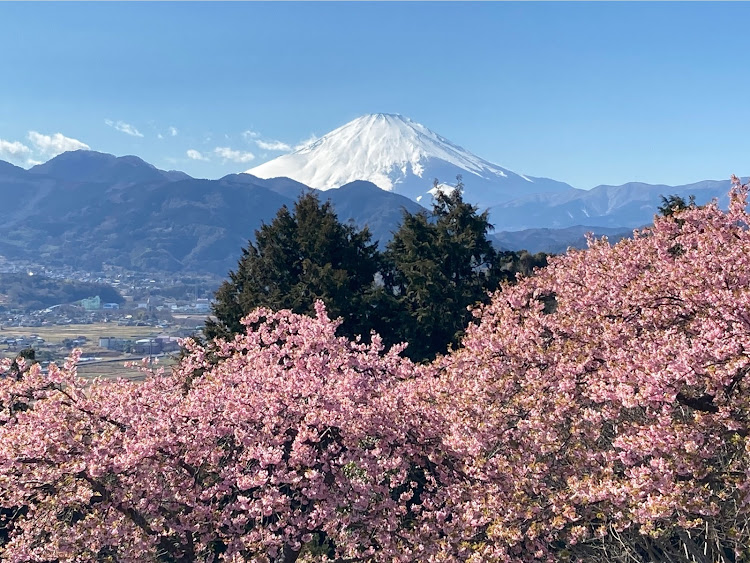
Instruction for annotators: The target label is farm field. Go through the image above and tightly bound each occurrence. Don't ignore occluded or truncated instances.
[0,322,190,380]
[1,322,167,341]
[76,355,179,381]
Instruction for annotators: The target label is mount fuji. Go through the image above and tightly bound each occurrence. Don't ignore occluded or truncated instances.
[245,113,576,209]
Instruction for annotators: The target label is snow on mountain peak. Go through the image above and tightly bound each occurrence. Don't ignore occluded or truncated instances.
[246,113,573,207]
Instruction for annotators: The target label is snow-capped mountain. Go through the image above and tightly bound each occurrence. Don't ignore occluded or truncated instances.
[246,113,575,208]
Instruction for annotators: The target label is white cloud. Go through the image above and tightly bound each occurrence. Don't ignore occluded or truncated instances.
[169,126,178,137]
[105,119,144,138]
[26,159,42,167]
[27,131,89,157]
[214,146,255,163]
[186,149,209,161]
[0,139,31,162]
[256,139,292,152]
[240,129,294,152]
[157,133,164,140]
[294,134,319,151]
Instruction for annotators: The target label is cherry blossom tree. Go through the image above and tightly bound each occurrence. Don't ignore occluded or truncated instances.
[3,178,750,562]
[435,176,750,561]
[0,305,458,562]
[0,350,189,561]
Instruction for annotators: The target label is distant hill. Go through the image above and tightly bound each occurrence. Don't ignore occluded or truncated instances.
[0,273,123,312]
[29,150,190,185]
[0,149,742,276]
[489,179,735,231]
[324,181,425,248]
[0,160,28,179]
[493,225,638,255]
[0,151,426,275]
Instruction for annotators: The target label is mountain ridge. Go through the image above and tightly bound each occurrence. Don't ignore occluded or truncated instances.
[0,150,426,274]
[29,150,192,185]
[0,145,744,275]
[489,178,736,231]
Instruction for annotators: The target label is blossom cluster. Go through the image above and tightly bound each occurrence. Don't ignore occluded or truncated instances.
[2,180,750,561]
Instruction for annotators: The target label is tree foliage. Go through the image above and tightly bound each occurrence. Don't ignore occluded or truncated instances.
[0,309,459,562]
[209,185,546,360]
[434,176,750,561]
[205,192,383,342]
[207,185,545,362]
[658,193,697,217]
[2,178,750,561]
[382,177,510,361]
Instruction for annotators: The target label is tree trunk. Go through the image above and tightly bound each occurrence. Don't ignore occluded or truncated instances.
[280,543,300,563]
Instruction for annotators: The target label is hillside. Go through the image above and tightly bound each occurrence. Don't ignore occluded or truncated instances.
[0,151,426,275]
[0,145,742,277]
[0,273,123,312]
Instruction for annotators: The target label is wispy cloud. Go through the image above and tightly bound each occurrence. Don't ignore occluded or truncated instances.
[241,129,294,152]
[186,149,209,161]
[255,139,292,152]
[0,139,31,163]
[294,134,319,151]
[169,126,178,137]
[214,146,255,163]
[105,119,144,138]
[27,131,89,157]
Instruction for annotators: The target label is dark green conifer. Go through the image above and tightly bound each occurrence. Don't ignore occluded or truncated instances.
[658,194,697,217]
[383,176,507,362]
[208,182,551,363]
[206,191,382,342]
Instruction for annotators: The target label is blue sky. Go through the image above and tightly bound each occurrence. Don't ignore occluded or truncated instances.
[1,2,748,189]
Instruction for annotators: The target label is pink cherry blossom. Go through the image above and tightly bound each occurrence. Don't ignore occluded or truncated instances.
[3,178,750,561]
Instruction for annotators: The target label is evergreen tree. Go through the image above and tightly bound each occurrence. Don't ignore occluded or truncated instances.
[383,177,508,362]
[658,193,697,217]
[207,182,550,363]
[8,347,36,380]
[512,249,550,278]
[206,191,383,342]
